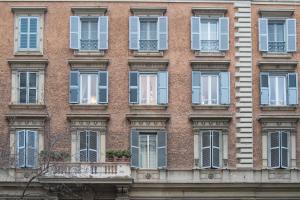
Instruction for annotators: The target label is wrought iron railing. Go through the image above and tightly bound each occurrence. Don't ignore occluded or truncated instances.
[139,40,158,51]
[80,39,98,51]
[200,40,219,52]
[268,42,286,53]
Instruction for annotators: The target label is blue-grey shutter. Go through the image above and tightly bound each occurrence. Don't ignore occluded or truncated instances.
[98,16,108,50]
[259,18,268,52]
[80,131,87,162]
[220,72,230,104]
[287,73,298,105]
[157,131,167,168]
[70,16,80,49]
[260,73,269,105]
[88,131,98,162]
[17,130,26,168]
[212,131,220,168]
[129,16,139,50]
[192,71,201,104]
[70,71,80,104]
[219,17,229,51]
[158,16,168,50]
[129,71,139,104]
[29,17,38,49]
[201,131,211,168]
[98,71,108,104]
[157,71,168,104]
[191,17,201,50]
[131,129,139,168]
[26,131,37,168]
[286,19,297,52]
[281,132,288,168]
[270,132,280,168]
[19,17,29,49]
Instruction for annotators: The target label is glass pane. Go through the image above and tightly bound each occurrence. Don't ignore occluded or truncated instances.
[89,132,97,150]
[140,75,147,104]
[149,21,157,40]
[29,89,37,103]
[90,74,97,104]
[80,131,87,150]
[148,75,157,105]
[211,76,218,104]
[281,132,288,148]
[270,132,279,148]
[29,18,37,33]
[202,132,211,147]
[99,73,107,86]
[81,21,89,40]
[200,19,209,40]
[20,73,27,87]
[269,76,276,105]
[212,131,219,147]
[19,89,27,103]
[29,34,37,48]
[139,135,148,168]
[201,76,209,104]
[268,23,275,42]
[210,19,218,40]
[213,148,220,167]
[140,21,147,40]
[149,135,157,168]
[276,23,285,42]
[281,148,288,167]
[90,21,98,40]
[81,74,88,104]
[20,18,28,33]
[20,34,28,48]
[29,73,36,87]
[277,76,285,105]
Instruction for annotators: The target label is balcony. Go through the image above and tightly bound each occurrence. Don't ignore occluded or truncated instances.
[40,162,131,183]
[200,40,219,52]
[139,40,158,51]
[268,41,286,53]
[80,39,98,51]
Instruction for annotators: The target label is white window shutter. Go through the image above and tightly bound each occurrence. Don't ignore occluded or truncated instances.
[98,71,108,104]
[29,17,39,49]
[286,19,297,52]
[212,131,220,169]
[287,73,298,105]
[19,17,29,49]
[69,71,80,104]
[260,73,269,105]
[129,71,139,104]
[79,131,88,162]
[191,17,201,50]
[98,16,108,50]
[270,132,280,168]
[201,132,211,168]
[219,72,230,104]
[131,129,139,168]
[157,71,168,104]
[157,131,167,168]
[129,16,139,50]
[70,16,80,49]
[26,130,37,168]
[219,17,229,51]
[281,132,289,168]
[259,18,268,52]
[88,131,98,162]
[192,71,201,104]
[17,130,26,168]
[158,16,168,50]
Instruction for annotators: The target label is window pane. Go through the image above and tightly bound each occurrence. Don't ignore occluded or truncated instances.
[19,89,27,103]
[201,76,209,104]
[270,132,279,148]
[89,132,97,150]
[80,132,87,150]
[148,75,157,105]
[81,21,89,40]
[90,21,98,40]
[81,74,88,104]
[202,148,210,167]
[29,89,37,103]
[212,132,219,147]
[269,76,276,105]
[200,20,209,40]
[20,73,27,87]
[140,21,147,40]
[149,135,157,168]
[277,76,285,105]
[29,34,37,48]
[149,21,157,40]
[80,150,87,162]
[29,18,37,33]
[210,20,218,40]
[20,34,28,48]
[139,135,148,168]
[89,150,97,162]
[90,74,97,104]
[29,73,36,87]
[20,18,28,33]
[202,132,210,147]
[281,132,288,148]
[268,23,275,42]
[211,76,218,104]
[276,23,285,42]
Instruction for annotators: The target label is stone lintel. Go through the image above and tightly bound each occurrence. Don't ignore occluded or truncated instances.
[128,59,169,71]
[190,60,230,71]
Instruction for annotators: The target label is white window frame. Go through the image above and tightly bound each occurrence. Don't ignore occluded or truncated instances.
[80,73,98,105]
[139,73,158,105]
[17,16,40,52]
[201,74,219,105]
[200,17,219,52]
[18,72,38,104]
[267,19,286,52]
[139,132,158,169]
[139,17,159,52]
[269,75,287,106]
[79,130,99,163]
[79,17,99,51]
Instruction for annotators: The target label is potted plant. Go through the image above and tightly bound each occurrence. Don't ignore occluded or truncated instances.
[121,150,131,162]
[106,150,115,162]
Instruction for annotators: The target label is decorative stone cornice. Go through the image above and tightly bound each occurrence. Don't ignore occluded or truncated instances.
[6,113,48,128]
[259,8,295,17]
[11,6,47,14]
[130,7,167,16]
[190,60,230,71]
[259,116,298,132]
[68,59,109,70]
[126,113,170,129]
[128,59,169,71]
[67,114,110,130]
[8,59,48,70]
[189,114,232,131]
[258,60,298,71]
[192,7,227,15]
[71,7,107,15]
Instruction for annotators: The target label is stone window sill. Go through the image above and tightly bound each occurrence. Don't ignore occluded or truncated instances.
[192,105,229,110]
[9,103,46,110]
[195,51,225,58]
[74,50,105,57]
[133,51,164,57]
[130,104,167,110]
[260,106,297,111]
[261,52,292,59]
[14,51,43,56]
[70,104,108,110]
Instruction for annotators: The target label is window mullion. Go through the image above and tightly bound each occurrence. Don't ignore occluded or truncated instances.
[88,75,91,104]
[208,76,212,105]
[26,72,29,103]
[27,18,30,49]
[87,131,90,162]
[147,135,150,168]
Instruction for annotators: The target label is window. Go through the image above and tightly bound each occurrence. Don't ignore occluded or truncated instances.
[69,16,108,51]
[16,130,38,168]
[200,130,221,169]
[79,131,98,162]
[18,72,38,104]
[131,130,166,169]
[268,131,289,168]
[129,16,168,51]
[191,17,229,52]
[129,71,168,105]
[18,17,39,51]
[259,18,296,53]
[69,71,108,104]
[260,73,298,106]
[192,71,229,105]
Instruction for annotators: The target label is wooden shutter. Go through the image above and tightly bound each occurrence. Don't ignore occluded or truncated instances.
[131,129,139,168]
[158,16,168,50]
[259,18,268,52]
[201,131,211,168]
[129,71,139,104]
[286,19,297,52]
[26,130,37,168]
[260,73,269,105]
[70,16,80,49]
[287,73,298,105]
[212,131,220,168]
[192,71,201,104]
[79,131,88,162]
[17,130,26,167]
[98,71,108,104]
[157,131,167,168]
[69,71,80,104]
[219,17,229,51]
[88,131,98,162]
[157,71,168,104]
[98,16,108,50]
[270,132,280,168]
[191,17,201,50]
[281,132,289,168]
[219,72,230,104]
[129,16,139,50]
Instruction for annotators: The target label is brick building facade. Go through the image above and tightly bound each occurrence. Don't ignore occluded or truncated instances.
[0,0,300,199]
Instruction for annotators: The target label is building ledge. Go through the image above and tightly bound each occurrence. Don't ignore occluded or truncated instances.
[190,60,230,71]
[70,104,108,110]
[133,51,164,57]
[66,114,110,120]
[192,105,229,110]
[130,105,167,110]
[11,6,47,13]
[189,113,232,120]
[259,8,295,17]
[195,51,226,58]
[260,106,297,111]
[5,113,48,120]
[74,50,105,57]
[9,104,46,110]
[8,58,48,65]
[130,7,167,15]
[128,58,169,71]
[126,113,170,120]
[261,52,292,59]
[258,114,300,120]
[258,60,298,71]
[68,59,109,70]
[71,7,107,15]
[192,7,227,15]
